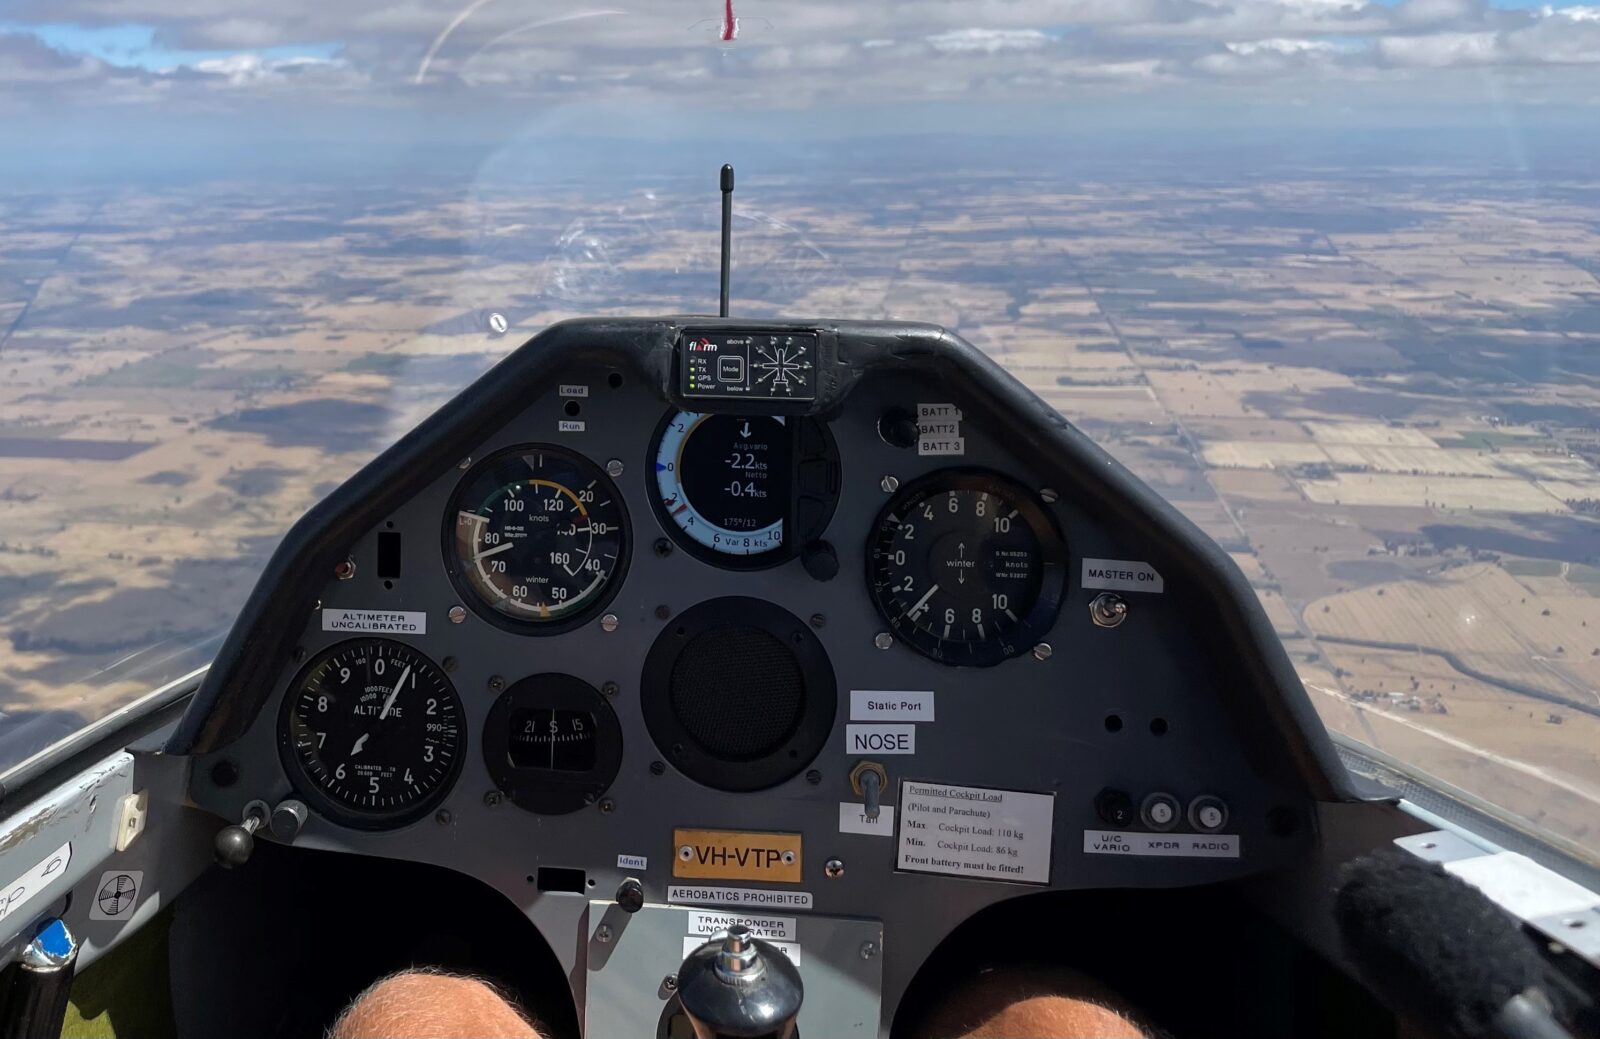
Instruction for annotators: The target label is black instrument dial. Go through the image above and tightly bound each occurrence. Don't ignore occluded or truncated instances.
[483,674,624,815]
[650,410,839,569]
[446,445,628,633]
[279,639,465,829]
[868,470,1067,666]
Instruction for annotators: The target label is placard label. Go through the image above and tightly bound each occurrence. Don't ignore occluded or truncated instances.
[687,910,796,941]
[850,690,934,721]
[667,886,814,910]
[845,724,916,755]
[0,842,72,923]
[321,609,426,634]
[673,829,802,883]
[897,782,1053,884]
[1081,558,1164,593]
[683,935,801,965]
[839,803,896,837]
[1083,831,1240,858]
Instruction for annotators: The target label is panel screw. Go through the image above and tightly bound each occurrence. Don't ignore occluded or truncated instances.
[292,646,306,663]
[596,925,613,944]
[606,459,625,478]
[487,312,509,336]
[601,613,620,633]
[435,809,452,826]
[650,760,666,776]
[880,475,899,494]
[602,681,619,697]
[1089,593,1128,629]
[653,538,673,558]
[655,604,671,620]
[488,675,505,691]
[334,557,356,580]
[860,941,878,960]
[458,457,472,470]
[805,770,822,785]
[1040,487,1059,504]
[1032,642,1053,661]
[810,613,826,629]
[599,798,616,814]
[662,975,678,993]
[824,858,845,878]
[442,656,458,672]
[449,605,466,624]
[483,790,504,808]
[874,632,893,650]
[679,845,694,861]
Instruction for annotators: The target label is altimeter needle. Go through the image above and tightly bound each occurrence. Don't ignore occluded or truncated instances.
[378,664,412,721]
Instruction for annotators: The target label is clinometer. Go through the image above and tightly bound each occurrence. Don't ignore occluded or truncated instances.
[868,469,1068,666]
[279,638,465,829]
[650,409,839,569]
[445,445,629,633]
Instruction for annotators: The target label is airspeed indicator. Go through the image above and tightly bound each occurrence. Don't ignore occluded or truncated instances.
[445,446,629,633]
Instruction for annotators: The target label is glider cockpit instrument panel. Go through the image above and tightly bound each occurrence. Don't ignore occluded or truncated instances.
[176,317,1356,1036]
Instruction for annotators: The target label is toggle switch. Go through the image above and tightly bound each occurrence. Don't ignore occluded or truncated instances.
[848,761,888,822]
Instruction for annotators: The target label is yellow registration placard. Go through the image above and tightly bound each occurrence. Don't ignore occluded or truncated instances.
[672,828,803,884]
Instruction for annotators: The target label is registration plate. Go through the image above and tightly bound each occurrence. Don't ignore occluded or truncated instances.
[672,828,803,884]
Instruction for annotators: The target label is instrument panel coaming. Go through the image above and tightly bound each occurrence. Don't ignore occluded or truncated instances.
[187,322,1328,1032]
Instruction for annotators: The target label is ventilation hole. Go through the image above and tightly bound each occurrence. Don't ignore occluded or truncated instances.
[1104,714,1124,733]
[1149,717,1168,736]
[607,372,623,389]
[564,400,581,417]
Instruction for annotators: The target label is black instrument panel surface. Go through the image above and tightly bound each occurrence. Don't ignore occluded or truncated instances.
[179,316,1353,1034]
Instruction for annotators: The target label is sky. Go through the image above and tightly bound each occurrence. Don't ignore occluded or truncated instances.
[1,0,1598,182]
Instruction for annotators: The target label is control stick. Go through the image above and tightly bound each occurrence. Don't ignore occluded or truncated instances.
[676,925,802,1039]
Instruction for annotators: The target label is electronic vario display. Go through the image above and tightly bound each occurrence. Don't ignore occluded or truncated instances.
[655,413,790,559]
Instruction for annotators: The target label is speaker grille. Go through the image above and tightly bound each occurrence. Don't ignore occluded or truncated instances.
[669,626,805,760]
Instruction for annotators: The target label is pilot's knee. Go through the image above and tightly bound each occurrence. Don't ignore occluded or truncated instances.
[951,993,1147,1039]
[913,966,1150,1039]
[331,968,542,1039]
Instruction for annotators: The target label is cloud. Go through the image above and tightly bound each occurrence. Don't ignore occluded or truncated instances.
[0,30,109,84]
[925,28,1053,54]
[3,0,1600,117]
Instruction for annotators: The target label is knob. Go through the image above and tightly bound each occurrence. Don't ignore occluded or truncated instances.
[615,877,645,914]
[214,800,269,869]
[877,408,919,450]
[800,541,838,582]
[1140,792,1181,832]
[1188,795,1229,833]
[1094,788,1136,829]
[270,799,308,841]
[677,925,803,1039]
